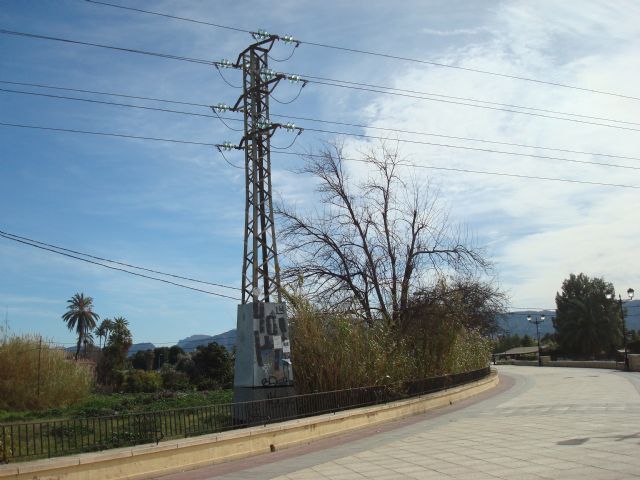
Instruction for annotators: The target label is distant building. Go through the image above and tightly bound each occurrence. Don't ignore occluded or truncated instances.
[493,345,540,362]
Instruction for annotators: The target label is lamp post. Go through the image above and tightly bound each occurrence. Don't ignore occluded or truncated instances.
[527,314,545,367]
[607,288,634,371]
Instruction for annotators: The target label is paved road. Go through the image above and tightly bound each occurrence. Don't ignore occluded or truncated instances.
[160,366,640,479]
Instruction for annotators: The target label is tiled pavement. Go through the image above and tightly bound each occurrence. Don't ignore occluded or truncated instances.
[160,366,640,479]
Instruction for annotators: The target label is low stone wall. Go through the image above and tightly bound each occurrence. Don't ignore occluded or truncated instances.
[0,372,498,480]
[546,360,618,369]
[628,354,640,371]
[498,360,537,366]
[498,358,639,370]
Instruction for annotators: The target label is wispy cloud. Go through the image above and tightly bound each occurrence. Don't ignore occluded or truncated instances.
[422,27,490,36]
[2,0,638,343]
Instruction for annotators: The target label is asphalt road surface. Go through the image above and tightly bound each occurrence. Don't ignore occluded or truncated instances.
[158,366,640,479]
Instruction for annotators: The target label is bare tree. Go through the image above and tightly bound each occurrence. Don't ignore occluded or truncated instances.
[405,276,508,337]
[278,142,489,326]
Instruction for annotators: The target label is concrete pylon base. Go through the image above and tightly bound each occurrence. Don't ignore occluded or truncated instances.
[233,302,294,406]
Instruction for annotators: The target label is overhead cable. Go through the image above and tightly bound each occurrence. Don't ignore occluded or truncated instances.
[2,88,637,171]
[0,230,240,300]
[1,30,637,130]
[2,79,637,162]
[303,126,640,171]
[275,151,640,190]
[83,0,640,101]
[1,121,638,189]
[302,79,640,132]
[0,229,239,290]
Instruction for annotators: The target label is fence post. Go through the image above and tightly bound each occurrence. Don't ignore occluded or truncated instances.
[0,425,7,463]
[37,337,42,398]
[0,367,490,462]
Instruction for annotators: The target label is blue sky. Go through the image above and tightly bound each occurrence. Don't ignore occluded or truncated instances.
[1,0,638,346]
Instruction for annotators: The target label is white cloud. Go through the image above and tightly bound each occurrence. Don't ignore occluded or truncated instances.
[422,27,490,36]
[3,0,639,343]
[284,0,640,309]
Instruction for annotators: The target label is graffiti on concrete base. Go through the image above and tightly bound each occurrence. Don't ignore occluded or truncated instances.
[252,303,293,387]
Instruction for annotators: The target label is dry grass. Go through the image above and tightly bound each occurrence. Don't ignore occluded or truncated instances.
[288,294,491,393]
[289,301,410,393]
[0,334,93,411]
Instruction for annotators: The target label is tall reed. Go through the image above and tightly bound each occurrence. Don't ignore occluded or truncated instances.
[0,334,93,411]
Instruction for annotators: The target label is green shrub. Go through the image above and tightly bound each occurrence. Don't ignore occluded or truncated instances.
[189,343,233,390]
[160,366,191,391]
[445,328,492,373]
[0,334,93,411]
[123,370,162,393]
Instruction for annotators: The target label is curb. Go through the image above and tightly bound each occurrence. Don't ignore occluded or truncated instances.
[0,371,498,480]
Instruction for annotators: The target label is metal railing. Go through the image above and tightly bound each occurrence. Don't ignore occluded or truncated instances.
[0,366,490,462]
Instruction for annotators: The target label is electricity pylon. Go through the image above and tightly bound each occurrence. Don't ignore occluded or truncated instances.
[237,36,282,305]
[216,32,303,406]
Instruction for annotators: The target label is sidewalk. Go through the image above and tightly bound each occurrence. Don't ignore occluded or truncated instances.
[159,366,640,479]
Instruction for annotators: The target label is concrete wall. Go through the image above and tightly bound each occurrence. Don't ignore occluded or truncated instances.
[0,372,498,480]
[546,360,619,369]
[498,358,637,370]
[628,354,640,371]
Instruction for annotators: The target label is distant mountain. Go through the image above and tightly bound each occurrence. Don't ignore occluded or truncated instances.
[498,299,640,337]
[211,329,236,353]
[80,300,640,357]
[497,311,557,337]
[67,331,238,358]
[128,342,155,357]
[177,329,236,353]
[105,331,239,358]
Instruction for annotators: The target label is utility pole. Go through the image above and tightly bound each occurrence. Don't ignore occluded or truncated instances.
[607,288,634,372]
[527,314,545,367]
[37,337,42,397]
[216,32,302,404]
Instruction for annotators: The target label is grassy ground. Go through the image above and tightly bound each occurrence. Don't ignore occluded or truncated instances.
[0,389,233,423]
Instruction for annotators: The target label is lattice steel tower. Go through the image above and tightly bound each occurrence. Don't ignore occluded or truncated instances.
[217,32,303,405]
[233,36,282,305]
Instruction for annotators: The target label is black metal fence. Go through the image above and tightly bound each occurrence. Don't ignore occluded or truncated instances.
[0,367,490,462]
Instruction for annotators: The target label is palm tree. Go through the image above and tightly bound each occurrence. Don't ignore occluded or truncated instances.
[108,316,132,349]
[95,318,113,349]
[62,293,100,360]
[83,331,95,355]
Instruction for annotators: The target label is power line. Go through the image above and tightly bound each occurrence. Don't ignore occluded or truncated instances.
[85,0,252,34]
[271,114,640,162]
[275,151,640,190]
[0,29,218,65]
[506,310,556,314]
[2,29,637,130]
[3,88,638,171]
[0,87,217,118]
[0,80,207,108]
[302,126,640,171]
[0,121,216,146]
[0,229,238,290]
[0,231,240,300]
[297,48,640,102]
[297,77,640,127]
[21,338,231,348]
[2,121,638,189]
[507,305,640,313]
[84,0,640,102]
[3,79,638,162]
[302,78,640,132]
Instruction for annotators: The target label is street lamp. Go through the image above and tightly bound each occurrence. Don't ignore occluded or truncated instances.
[607,288,634,371]
[527,314,545,367]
